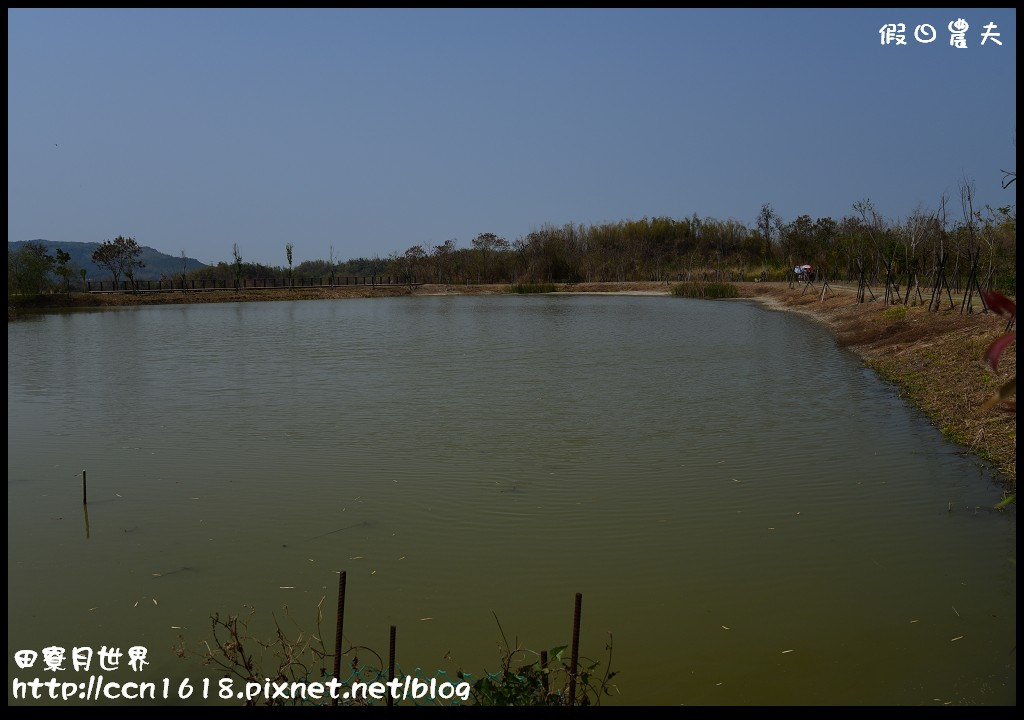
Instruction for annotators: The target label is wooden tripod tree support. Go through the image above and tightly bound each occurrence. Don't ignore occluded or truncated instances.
[856,259,876,303]
[903,260,924,306]
[928,251,955,312]
[881,252,902,305]
[819,277,835,302]
[959,248,989,315]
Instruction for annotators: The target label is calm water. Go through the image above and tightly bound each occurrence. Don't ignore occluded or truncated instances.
[7,295,1016,705]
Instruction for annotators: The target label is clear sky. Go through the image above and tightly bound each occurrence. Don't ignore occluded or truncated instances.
[7,8,1017,267]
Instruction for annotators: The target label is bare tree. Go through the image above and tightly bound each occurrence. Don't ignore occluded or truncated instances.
[180,250,190,293]
[958,178,986,313]
[756,203,776,277]
[232,243,244,292]
[902,206,934,304]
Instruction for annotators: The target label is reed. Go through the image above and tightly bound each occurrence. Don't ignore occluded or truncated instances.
[670,282,739,299]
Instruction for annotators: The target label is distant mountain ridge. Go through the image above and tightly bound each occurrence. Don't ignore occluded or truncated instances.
[8,240,207,281]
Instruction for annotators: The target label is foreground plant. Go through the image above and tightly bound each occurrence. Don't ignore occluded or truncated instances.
[981,290,1015,508]
[980,290,1016,413]
[174,601,337,706]
[461,613,618,706]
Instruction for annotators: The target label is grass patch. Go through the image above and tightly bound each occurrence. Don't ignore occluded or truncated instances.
[883,305,909,321]
[670,282,739,299]
[506,283,557,294]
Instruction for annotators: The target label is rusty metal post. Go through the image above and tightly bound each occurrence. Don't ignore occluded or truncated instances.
[568,592,582,706]
[387,625,396,707]
[331,571,347,706]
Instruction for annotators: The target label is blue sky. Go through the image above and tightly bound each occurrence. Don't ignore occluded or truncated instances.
[7,8,1017,266]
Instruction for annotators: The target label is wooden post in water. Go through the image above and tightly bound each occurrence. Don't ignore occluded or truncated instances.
[332,570,347,706]
[568,592,582,706]
[82,470,87,505]
[387,625,396,707]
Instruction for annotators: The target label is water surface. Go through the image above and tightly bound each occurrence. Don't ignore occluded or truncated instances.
[7,295,1016,705]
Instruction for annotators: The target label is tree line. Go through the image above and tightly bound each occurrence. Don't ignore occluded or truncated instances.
[9,187,1016,297]
[166,188,1016,298]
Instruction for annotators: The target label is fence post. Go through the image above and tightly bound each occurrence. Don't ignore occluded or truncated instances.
[568,592,582,706]
[387,625,396,707]
[332,571,347,706]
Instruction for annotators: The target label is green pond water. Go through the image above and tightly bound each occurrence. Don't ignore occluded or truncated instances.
[7,295,1016,705]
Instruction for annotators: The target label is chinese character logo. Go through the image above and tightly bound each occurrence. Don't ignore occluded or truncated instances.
[914,24,937,44]
[948,18,969,48]
[880,23,907,45]
[981,22,1002,46]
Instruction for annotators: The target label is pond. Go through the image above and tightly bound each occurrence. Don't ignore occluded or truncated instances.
[6,295,1016,705]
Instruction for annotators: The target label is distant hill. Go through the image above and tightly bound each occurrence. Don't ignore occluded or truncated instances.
[8,240,207,281]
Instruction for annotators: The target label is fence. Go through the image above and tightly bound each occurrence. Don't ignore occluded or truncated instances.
[195,570,599,707]
[86,276,416,293]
